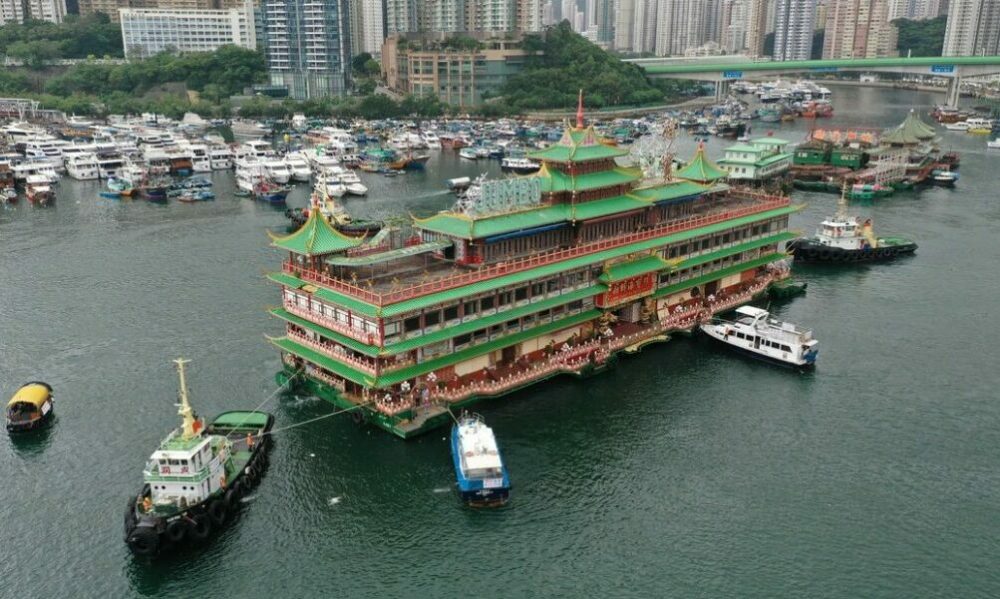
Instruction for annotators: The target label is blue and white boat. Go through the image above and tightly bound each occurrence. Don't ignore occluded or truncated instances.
[450,413,510,507]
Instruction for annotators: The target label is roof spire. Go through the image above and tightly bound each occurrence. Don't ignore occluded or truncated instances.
[576,89,584,129]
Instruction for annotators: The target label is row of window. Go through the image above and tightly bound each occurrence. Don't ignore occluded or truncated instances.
[730,330,792,353]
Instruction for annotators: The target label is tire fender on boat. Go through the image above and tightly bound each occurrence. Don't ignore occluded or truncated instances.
[225,482,242,508]
[165,518,189,543]
[208,499,228,527]
[127,526,160,557]
[190,513,212,542]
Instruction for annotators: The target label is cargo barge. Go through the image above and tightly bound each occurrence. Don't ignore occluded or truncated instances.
[266,113,801,439]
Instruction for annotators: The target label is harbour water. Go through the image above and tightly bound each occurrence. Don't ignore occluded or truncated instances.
[3,86,1000,597]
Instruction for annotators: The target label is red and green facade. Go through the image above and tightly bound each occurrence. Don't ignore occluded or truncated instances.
[268,125,801,438]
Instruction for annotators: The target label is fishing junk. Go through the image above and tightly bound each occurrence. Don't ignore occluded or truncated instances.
[267,118,802,438]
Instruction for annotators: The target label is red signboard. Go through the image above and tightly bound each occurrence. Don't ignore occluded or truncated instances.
[596,273,655,308]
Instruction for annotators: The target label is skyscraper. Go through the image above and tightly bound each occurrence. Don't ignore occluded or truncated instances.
[385,0,416,33]
[1,0,66,23]
[613,0,634,49]
[822,0,898,59]
[349,0,385,57]
[264,0,352,99]
[745,0,769,56]
[654,0,709,56]
[721,0,749,53]
[943,0,1000,55]
[773,0,815,60]
[888,0,943,19]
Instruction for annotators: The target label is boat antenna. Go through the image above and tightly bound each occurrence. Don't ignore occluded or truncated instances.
[173,358,198,439]
[837,181,848,220]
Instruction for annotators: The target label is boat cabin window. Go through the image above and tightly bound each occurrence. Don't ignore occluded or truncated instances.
[781,344,791,352]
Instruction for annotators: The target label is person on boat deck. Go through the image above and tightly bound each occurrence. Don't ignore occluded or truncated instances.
[142,496,153,513]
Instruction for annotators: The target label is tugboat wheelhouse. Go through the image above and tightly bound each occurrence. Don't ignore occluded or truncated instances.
[267,120,802,438]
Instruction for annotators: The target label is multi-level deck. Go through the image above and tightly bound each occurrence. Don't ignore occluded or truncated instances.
[267,123,802,438]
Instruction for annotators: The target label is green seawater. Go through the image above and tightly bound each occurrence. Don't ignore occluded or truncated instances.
[3,86,1000,597]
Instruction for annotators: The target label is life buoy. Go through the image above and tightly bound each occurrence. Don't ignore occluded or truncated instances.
[165,518,189,543]
[190,513,212,542]
[208,499,228,527]
[127,526,160,557]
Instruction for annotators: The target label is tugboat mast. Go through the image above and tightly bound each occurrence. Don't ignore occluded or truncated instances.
[837,182,849,220]
[173,358,197,439]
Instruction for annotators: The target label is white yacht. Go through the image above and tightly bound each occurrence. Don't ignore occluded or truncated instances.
[339,169,367,196]
[187,144,212,172]
[702,306,819,368]
[307,153,340,172]
[284,152,312,182]
[421,130,441,149]
[235,159,267,193]
[96,152,126,179]
[209,145,234,170]
[314,169,347,198]
[142,147,172,175]
[12,160,59,184]
[236,140,274,161]
[264,158,292,184]
[65,153,99,180]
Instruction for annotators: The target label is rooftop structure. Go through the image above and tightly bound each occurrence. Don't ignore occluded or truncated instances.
[268,115,800,438]
[717,137,793,181]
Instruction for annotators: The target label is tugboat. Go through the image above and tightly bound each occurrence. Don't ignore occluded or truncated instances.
[6,382,54,433]
[702,306,819,368]
[451,412,511,507]
[123,359,273,558]
[788,188,917,263]
[284,186,382,234]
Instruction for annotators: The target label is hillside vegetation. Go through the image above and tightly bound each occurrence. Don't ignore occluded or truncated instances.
[498,21,697,112]
[894,16,947,57]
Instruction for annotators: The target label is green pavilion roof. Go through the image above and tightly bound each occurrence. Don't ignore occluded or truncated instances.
[882,110,938,145]
[674,145,729,184]
[537,164,642,193]
[415,181,704,241]
[600,255,678,283]
[270,209,366,257]
[527,126,630,163]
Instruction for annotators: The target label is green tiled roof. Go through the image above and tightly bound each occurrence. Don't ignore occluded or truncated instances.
[629,180,710,202]
[269,308,381,357]
[377,309,602,387]
[383,285,603,355]
[883,110,938,145]
[325,240,452,267]
[267,272,306,289]
[751,137,789,146]
[600,255,677,283]
[652,252,787,299]
[270,209,366,257]
[528,142,629,163]
[527,125,630,163]
[270,336,373,386]
[675,146,729,184]
[538,164,641,193]
[415,194,653,241]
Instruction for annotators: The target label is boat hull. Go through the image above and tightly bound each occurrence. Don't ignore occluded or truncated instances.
[789,239,917,263]
[123,412,274,558]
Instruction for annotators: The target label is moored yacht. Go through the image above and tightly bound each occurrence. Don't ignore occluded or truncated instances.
[284,152,312,182]
[701,306,818,368]
[65,153,99,180]
[338,169,367,195]
[264,158,292,184]
[25,174,55,205]
[500,156,541,174]
[209,145,234,170]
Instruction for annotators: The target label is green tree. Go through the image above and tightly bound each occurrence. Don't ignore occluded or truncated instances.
[364,58,381,76]
[894,16,947,57]
[352,52,373,74]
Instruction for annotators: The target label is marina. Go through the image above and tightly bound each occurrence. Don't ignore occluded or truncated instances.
[2,85,999,596]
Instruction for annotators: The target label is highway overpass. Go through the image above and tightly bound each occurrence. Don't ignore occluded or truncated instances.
[628,56,1000,107]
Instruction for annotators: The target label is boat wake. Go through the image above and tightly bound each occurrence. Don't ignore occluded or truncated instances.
[432,486,453,494]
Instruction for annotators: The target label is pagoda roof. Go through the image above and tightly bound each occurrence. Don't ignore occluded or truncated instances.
[537,163,642,193]
[527,125,630,163]
[882,110,937,145]
[269,209,366,256]
[674,146,729,184]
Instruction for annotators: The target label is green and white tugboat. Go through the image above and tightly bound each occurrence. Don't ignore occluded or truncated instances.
[124,359,274,558]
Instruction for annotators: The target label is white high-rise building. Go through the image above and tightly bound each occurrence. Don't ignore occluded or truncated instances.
[654,0,708,56]
[120,3,257,59]
[721,0,749,53]
[350,0,386,57]
[613,0,635,49]
[773,0,815,60]
[888,0,942,19]
[823,0,898,59]
[944,0,1000,56]
[1,0,66,24]
[264,0,352,99]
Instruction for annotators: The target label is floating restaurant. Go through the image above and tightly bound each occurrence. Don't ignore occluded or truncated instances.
[266,112,802,438]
